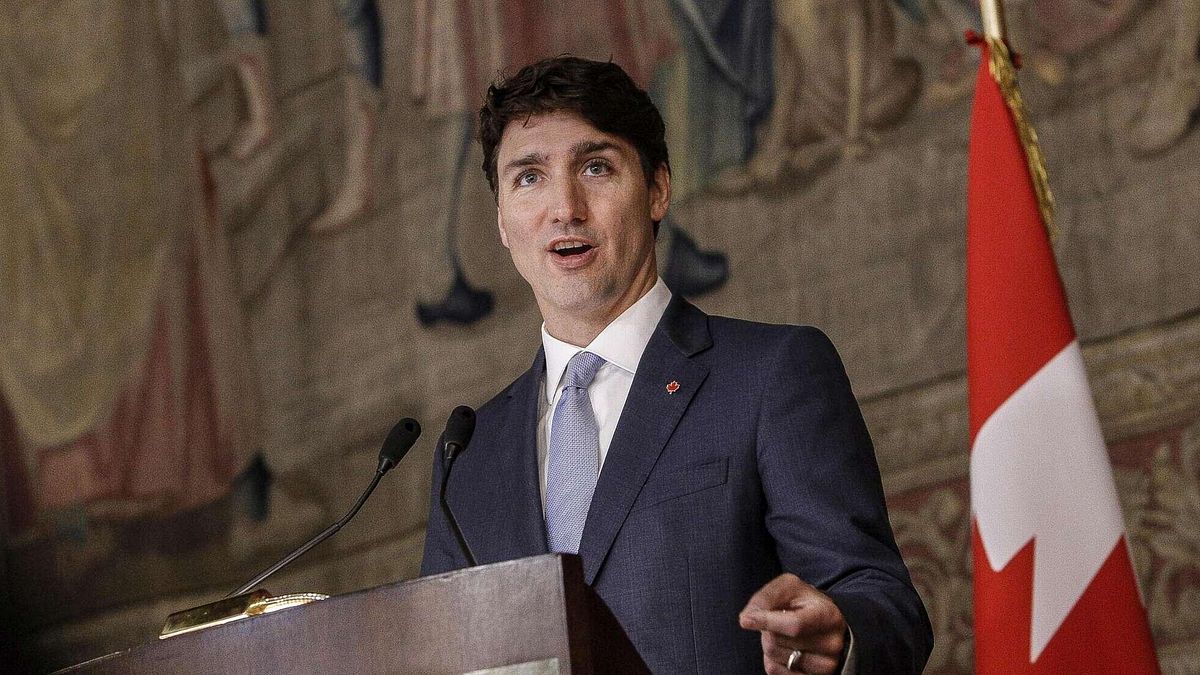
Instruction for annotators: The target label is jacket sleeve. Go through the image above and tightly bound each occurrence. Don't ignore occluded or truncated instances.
[756,326,933,674]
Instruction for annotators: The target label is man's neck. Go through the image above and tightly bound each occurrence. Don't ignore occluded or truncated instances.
[543,306,630,348]
[542,275,658,347]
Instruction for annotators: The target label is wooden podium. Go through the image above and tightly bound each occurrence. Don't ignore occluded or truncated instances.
[62,555,648,674]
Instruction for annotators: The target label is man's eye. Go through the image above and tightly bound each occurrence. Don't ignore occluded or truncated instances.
[583,160,611,176]
[516,171,540,186]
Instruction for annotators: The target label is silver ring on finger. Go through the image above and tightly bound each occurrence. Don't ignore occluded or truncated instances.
[786,649,805,672]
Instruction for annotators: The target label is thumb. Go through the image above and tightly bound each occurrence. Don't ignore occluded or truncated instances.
[740,573,801,617]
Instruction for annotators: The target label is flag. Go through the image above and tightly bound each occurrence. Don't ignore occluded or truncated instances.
[966,33,1160,674]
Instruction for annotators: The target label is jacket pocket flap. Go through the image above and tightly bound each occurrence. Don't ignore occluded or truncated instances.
[632,457,729,511]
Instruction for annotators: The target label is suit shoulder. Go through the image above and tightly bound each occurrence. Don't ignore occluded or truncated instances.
[472,361,540,427]
[701,316,850,385]
[476,379,521,418]
[706,315,838,355]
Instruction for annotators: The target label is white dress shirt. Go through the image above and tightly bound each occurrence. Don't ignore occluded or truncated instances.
[536,277,672,506]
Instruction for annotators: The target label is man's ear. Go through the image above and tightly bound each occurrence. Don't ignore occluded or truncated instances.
[649,164,671,223]
[497,205,510,249]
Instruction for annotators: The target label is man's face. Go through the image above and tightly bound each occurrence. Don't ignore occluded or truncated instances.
[495,111,669,335]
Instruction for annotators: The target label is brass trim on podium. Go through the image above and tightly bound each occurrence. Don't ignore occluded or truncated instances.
[159,590,328,639]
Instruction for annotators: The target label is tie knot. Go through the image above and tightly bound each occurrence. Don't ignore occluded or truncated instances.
[562,351,606,390]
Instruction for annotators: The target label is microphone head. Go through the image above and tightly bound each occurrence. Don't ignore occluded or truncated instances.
[443,405,476,455]
[378,417,422,473]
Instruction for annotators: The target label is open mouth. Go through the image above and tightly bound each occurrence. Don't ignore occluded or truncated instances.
[551,242,594,257]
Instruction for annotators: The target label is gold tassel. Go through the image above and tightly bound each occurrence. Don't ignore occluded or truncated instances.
[986,37,1060,242]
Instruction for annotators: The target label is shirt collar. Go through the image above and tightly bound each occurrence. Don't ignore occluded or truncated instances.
[541,277,672,402]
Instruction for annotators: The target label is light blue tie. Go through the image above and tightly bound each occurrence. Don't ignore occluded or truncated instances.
[545,351,607,554]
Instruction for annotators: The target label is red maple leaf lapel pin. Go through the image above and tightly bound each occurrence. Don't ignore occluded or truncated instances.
[666,380,680,395]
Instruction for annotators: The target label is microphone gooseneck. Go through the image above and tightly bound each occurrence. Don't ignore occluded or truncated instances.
[226,416,422,597]
[439,405,478,566]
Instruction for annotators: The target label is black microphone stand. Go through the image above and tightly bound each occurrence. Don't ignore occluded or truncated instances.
[440,445,478,567]
[228,469,384,597]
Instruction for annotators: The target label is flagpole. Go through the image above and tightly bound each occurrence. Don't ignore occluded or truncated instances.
[979,0,1007,41]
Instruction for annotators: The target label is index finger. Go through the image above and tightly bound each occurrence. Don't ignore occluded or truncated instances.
[739,606,824,639]
[741,573,805,613]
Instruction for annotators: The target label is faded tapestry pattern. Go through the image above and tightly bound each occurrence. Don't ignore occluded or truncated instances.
[1,1,1198,672]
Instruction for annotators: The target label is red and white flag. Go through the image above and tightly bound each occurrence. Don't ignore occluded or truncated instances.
[966,35,1160,673]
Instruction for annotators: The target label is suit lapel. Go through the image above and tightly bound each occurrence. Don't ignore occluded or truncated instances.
[449,349,549,564]
[577,297,712,583]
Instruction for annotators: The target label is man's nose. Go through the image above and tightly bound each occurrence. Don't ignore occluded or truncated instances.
[551,176,588,225]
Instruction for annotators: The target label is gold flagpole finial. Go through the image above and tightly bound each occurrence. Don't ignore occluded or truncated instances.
[980,0,1008,41]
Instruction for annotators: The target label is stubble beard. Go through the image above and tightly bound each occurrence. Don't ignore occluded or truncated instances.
[541,273,622,324]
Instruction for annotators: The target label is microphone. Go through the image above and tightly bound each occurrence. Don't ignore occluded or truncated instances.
[227,417,422,597]
[439,405,478,567]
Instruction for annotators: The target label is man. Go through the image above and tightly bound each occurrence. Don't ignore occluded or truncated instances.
[421,57,932,674]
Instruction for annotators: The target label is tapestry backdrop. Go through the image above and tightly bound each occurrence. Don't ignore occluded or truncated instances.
[1,1,1198,672]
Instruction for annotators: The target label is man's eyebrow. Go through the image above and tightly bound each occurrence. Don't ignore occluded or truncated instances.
[572,140,620,157]
[502,152,547,175]
[501,141,620,176]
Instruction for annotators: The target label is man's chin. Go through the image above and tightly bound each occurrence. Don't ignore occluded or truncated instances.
[542,290,604,316]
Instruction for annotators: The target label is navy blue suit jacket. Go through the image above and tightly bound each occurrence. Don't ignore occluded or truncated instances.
[422,297,932,673]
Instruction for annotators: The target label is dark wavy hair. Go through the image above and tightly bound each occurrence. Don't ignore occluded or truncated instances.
[478,56,670,201]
